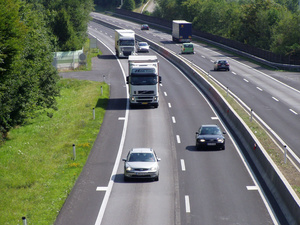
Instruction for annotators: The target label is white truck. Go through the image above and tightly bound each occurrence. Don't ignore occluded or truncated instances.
[115,29,135,58]
[127,55,161,108]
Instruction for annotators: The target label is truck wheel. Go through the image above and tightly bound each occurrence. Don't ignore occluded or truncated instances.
[154,103,158,108]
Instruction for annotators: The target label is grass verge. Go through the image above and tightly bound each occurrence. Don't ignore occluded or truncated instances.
[0,79,109,224]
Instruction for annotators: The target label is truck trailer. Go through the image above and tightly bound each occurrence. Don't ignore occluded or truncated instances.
[115,29,135,58]
[172,20,192,43]
[127,55,161,108]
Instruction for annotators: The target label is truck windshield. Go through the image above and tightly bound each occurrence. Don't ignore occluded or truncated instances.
[120,40,134,46]
[130,75,157,85]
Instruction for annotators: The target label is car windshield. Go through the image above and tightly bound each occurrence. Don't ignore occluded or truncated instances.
[128,153,155,162]
[200,127,222,135]
[130,75,157,85]
[139,43,148,46]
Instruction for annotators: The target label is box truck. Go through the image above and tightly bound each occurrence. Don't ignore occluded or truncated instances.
[115,29,135,58]
[127,55,161,108]
[172,20,192,43]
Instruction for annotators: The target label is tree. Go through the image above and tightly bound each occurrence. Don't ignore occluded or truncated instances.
[0,0,59,139]
[122,0,135,10]
[271,11,300,55]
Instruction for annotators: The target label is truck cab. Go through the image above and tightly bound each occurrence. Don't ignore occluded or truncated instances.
[127,56,161,108]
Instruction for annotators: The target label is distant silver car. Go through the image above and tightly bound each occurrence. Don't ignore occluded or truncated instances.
[136,42,150,52]
[122,148,161,181]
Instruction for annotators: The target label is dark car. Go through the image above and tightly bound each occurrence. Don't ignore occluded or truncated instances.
[122,148,161,181]
[195,125,225,150]
[141,24,149,30]
[214,59,230,71]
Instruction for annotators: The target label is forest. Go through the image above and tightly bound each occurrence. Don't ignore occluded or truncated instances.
[98,0,300,56]
[0,0,94,142]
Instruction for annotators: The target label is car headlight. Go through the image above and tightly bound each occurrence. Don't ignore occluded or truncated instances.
[126,167,132,171]
[217,138,224,143]
[150,166,158,172]
[200,139,206,142]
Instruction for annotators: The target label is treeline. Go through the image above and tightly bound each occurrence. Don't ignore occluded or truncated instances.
[96,0,300,56]
[0,0,94,142]
[95,0,146,11]
[153,0,300,55]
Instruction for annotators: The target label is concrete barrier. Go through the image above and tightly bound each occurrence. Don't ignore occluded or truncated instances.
[92,17,300,224]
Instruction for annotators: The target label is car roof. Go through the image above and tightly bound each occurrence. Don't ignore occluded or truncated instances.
[130,148,153,153]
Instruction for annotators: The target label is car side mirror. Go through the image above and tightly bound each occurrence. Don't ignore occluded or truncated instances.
[223,131,226,134]
[157,158,161,162]
[122,158,127,162]
[159,76,162,83]
[196,132,199,135]
[126,76,129,84]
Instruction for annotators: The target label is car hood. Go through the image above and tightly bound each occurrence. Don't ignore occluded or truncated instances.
[126,161,157,168]
[197,134,224,139]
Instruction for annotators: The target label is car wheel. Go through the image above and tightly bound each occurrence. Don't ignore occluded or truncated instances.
[124,175,129,182]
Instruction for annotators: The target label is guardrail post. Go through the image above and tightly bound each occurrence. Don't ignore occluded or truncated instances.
[73,144,76,160]
[284,145,287,164]
[250,109,253,122]
[93,108,95,120]
[101,86,103,96]
[22,217,27,225]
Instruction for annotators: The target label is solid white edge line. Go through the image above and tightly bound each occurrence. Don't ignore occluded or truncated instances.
[90,33,129,225]
[185,195,191,213]
[168,103,172,108]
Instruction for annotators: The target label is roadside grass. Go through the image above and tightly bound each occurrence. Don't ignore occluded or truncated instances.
[0,79,109,224]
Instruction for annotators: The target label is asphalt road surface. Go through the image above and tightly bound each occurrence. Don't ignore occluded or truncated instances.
[53,20,284,224]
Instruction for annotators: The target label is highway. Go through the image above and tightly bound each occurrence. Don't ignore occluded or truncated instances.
[54,17,287,224]
[91,12,300,161]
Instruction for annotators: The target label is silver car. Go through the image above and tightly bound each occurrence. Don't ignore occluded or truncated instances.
[122,148,161,181]
[136,42,150,52]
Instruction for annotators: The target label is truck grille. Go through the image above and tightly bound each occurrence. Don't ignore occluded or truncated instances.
[138,90,154,94]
